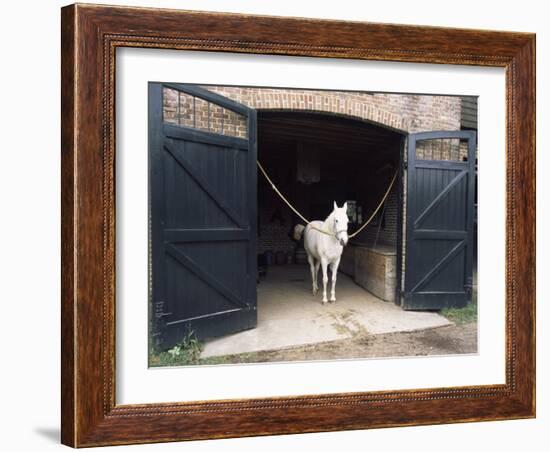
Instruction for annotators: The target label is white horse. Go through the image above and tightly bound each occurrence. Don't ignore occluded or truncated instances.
[293,202,349,303]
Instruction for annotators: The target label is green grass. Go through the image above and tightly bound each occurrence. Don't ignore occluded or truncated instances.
[149,327,264,367]
[149,328,203,367]
[440,287,478,325]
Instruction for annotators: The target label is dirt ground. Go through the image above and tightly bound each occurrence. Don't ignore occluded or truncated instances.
[199,323,477,365]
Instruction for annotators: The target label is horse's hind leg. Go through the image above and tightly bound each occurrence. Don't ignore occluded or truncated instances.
[308,255,318,295]
[314,260,320,295]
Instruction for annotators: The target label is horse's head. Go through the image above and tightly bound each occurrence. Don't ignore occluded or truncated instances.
[332,201,349,246]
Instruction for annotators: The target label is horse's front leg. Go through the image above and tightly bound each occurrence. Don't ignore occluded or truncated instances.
[329,258,340,302]
[321,259,329,304]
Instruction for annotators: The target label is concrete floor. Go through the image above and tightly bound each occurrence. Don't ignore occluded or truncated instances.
[201,264,451,358]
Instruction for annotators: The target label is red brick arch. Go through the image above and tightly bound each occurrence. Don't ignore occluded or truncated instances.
[206,86,412,132]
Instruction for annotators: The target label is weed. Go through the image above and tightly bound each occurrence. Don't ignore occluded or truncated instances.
[149,328,203,367]
[441,287,478,325]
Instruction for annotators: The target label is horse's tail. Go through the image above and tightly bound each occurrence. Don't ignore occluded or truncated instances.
[293,224,306,241]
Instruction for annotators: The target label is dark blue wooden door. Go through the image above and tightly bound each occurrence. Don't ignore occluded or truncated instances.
[403,131,476,310]
[149,83,257,348]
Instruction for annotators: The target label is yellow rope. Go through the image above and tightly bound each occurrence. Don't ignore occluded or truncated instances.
[257,160,398,239]
[348,170,398,239]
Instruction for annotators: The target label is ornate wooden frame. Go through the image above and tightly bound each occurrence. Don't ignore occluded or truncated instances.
[61,3,535,447]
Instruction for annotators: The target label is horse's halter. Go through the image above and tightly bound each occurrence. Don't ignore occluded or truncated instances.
[333,218,348,245]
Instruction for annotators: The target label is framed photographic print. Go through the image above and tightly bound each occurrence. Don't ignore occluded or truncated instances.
[61,3,535,447]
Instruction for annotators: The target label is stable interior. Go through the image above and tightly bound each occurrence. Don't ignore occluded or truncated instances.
[256,110,404,304]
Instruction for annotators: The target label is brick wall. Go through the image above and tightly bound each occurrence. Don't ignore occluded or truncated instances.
[415,139,468,161]
[199,87,461,133]
[161,86,465,277]
[163,86,461,133]
[163,88,248,139]
[164,86,465,161]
